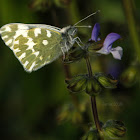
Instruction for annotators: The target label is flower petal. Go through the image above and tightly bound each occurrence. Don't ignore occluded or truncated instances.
[110,46,123,60]
[96,45,111,54]
[103,33,121,51]
[91,23,100,42]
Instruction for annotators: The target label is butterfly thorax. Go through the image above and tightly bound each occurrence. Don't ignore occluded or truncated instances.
[60,26,77,52]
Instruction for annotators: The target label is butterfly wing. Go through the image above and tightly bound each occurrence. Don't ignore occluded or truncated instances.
[0,23,63,72]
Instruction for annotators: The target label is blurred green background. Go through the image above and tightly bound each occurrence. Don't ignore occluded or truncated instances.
[0,0,140,139]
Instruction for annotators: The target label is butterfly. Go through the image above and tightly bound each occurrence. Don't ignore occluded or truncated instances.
[0,12,98,73]
[0,23,79,72]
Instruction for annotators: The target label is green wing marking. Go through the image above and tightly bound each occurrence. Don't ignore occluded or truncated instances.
[0,24,19,49]
[0,23,63,72]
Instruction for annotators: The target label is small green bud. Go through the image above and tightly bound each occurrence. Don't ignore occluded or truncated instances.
[85,77,102,96]
[103,120,126,139]
[66,74,87,93]
[94,73,118,89]
[66,75,102,95]
[64,47,87,63]
[82,128,100,140]
[120,66,137,87]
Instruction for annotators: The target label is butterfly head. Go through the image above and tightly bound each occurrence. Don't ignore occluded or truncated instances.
[60,26,77,37]
[68,26,77,36]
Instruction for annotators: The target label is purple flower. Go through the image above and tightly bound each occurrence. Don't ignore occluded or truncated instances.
[90,23,123,60]
[90,23,101,42]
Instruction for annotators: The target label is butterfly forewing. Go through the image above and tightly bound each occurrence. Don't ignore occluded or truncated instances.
[0,24,19,49]
[0,23,63,72]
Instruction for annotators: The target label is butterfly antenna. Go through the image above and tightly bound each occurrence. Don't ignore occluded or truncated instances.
[74,10,100,26]
[75,25,92,28]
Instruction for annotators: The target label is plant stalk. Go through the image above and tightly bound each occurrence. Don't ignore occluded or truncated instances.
[122,0,140,62]
[85,56,93,77]
[85,56,104,139]
[90,96,101,132]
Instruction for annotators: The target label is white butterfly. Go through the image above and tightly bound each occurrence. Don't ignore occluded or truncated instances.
[0,12,98,72]
[0,23,78,72]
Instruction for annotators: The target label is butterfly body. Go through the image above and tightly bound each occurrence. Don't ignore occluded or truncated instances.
[0,23,77,72]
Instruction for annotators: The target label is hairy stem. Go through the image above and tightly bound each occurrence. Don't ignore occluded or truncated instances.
[85,56,93,77]
[85,56,103,139]
[91,96,101,131]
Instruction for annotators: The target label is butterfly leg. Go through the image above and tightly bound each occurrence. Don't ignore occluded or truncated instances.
[64,42,69,52]
[75,37,84,46]
[69,36,83,46]
[61,47,66,60]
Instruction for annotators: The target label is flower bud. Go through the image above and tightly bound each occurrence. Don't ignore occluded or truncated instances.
[66,75,87,93]
[85,77,102,96]
[87,40,103,53]
[66,75,103,95]
[94,73,118,89]
[64,47,86,63]
[103,120,126,139]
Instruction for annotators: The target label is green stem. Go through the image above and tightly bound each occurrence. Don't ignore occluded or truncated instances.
[63,64,71,80]
[85,56,103,139]
[122,0,140,61]
[85,56,93,77]
[91,96,101,132]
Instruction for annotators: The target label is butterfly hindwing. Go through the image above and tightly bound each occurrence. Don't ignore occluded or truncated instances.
[0,23,63,72]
